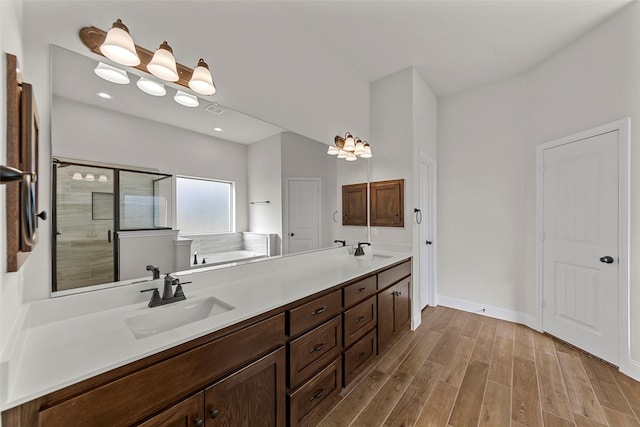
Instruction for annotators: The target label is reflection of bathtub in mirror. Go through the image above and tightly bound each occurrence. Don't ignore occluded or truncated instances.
[185,232,277,270]
[191,250,267,269]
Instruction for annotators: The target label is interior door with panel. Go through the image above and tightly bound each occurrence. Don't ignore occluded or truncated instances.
[286,178,321,254]
[542,130,620,365]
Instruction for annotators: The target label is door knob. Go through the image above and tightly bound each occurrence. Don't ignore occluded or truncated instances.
[600,256,614,264]
[426,240,432,245]
[290,232,295,237]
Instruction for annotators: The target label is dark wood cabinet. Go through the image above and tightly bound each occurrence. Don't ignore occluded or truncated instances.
[370,179,404,227]
[342,183,367,226]
[378,277,411,351]
[205,348,286,427]
[137,393,204,427]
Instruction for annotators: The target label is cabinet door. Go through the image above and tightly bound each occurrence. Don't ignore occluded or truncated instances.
[370,179,404,227]
[377,286,395,351]
[205,347,286,427]
[342,183,367,226]
[394,278,411,332]
[137,393,204,427]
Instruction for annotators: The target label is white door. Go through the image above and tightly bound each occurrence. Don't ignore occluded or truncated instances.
[542,130,619,365]
[287,178,320,254]
[419,160,435,309]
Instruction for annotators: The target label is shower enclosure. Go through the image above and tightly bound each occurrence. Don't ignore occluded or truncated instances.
[53,160,172,292]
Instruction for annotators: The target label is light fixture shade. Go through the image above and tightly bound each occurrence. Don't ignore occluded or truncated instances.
[354,138,365,155]
[147,41,179,82]
[337,149,348,159]
[99,19,140,66]
[85,173,95,182]
[98,175,108,183]
[345,153,358,161]
[174,90,199,107]
[94,62,130,84]
[343,133,356,152]
[327,145,339,155]
[189,58,216,95]
[72,172,83,181]
[360,142,372,158]
[136,77,166,96]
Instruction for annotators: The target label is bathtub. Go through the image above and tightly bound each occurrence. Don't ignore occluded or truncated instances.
[191,250,267,269]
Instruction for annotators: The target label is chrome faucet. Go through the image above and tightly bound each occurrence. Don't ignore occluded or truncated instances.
[146,264,160,280]
[354,242,371,256]
[140,273,191,308]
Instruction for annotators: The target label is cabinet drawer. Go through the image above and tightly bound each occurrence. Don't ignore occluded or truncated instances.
[288,290,341,337]
[39,314,285,427]
[289,316,342,389]
[344,328,377,387]
[288,358,342,427]
[378,259,411,290]
[343,296,377,348]
[343,275,376,308]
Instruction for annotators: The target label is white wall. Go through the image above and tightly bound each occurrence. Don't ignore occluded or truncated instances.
[437,2,640,362]
[0,0,25,351]
[248,133,282,243]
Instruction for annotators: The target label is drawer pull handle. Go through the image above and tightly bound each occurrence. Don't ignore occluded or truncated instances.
[194,419,204,427]
[358,287,367,293]
[393,291,402,296]
[311,306,327,316]
[357,352,367,361]
[209,409,219,419]
[310,342,327,353]
[357,316,367,323]
[310,386,327,401]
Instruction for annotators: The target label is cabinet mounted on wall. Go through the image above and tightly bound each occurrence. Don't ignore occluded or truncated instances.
[4,53,43,272]
[341,179,404,227]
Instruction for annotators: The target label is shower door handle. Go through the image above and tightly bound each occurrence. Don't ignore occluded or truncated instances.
[107,230,112,243]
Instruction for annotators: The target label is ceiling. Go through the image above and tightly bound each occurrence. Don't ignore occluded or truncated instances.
[283,0,632,96]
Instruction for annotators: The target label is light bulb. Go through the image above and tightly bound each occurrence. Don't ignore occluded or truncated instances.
[354,138,365,155]
[147,41,179,82]
[361,142,372,158]
[72,172,83,181]
[84,173,95,182]
[94,62,129,84]
[98,175,108,183]
[174,90,199,107]
[337,149,348,159]
[99,19,140,66]
[345,153,358,161]
[343,133,356,152]
[327,145,339,155]
[189,58,216,95]
[137,77,166,96]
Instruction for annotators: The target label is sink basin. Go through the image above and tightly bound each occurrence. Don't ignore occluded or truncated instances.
[125,297,235,339]
[371,254,392,260]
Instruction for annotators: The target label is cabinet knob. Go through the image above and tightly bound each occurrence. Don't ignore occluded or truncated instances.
[193,419,204,427]
[209,409,219,419]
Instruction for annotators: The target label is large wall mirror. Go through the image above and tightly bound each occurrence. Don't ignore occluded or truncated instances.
[50,45,368,294]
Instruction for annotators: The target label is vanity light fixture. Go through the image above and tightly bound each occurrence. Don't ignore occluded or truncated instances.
[98,175,108,183]
[99,19,140,67]
[84,173,95,182]
[174,90,199,108]
[136,77,166,96]
[97,92,112,99]
[72,172,83,181]
[147,41,179,82]
[81,22,219,96]
[94,62,130,85]
[328,133,373,161]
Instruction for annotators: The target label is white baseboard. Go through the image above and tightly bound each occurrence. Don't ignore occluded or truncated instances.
[436,295,538,330]
[620,357,640,382]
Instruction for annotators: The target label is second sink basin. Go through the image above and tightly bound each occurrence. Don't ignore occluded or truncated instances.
[125,296,235,339]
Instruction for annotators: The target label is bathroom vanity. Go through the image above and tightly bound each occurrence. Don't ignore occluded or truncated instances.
[0,247,412,426]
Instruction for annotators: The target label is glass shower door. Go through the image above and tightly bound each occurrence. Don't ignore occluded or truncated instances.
[53,163,115,291]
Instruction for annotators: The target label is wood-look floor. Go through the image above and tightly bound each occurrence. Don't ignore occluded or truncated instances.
[314,306,640,427]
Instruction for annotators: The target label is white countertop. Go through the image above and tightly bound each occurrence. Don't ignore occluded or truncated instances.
[0,246,411,411]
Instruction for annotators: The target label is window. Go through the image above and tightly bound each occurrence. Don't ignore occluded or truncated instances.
[176,176,234,234]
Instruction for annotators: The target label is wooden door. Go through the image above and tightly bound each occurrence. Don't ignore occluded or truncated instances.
[342,183,367,226]
[370,179,404,227]
[377,286,395,351]
[205,348,286,426]
[287,179,321,254]
[137,393,204,427]
[394,278,411,331]
[542,130,619,365]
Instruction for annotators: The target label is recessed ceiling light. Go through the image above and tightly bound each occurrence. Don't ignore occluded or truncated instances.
[213,127,223,132]
[97,92,112,99]
[174,90,199,108]
[94,62,130,85]
[136,77,166,96]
